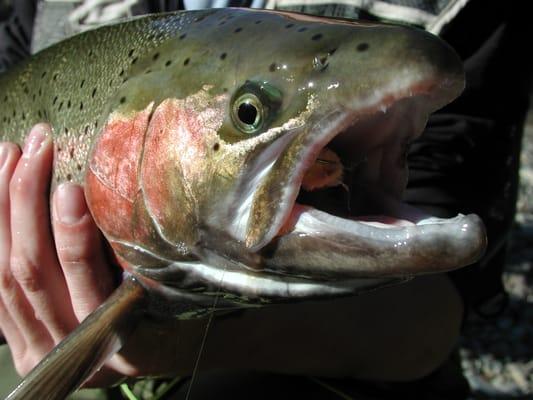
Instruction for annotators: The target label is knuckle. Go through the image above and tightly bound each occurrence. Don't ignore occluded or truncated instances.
[10,255,42,293]
[9,172,33,199]
[57,236,99,267]
[0,268,15,291]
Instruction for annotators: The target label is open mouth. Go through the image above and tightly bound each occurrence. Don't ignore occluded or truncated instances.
[258,90,487,279]
[294,96,430,229]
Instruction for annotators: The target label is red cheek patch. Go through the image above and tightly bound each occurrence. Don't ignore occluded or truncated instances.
[140,99,207,245]
[85,104,153,242]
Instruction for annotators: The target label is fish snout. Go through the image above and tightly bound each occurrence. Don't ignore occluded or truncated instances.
[326,24,464,113]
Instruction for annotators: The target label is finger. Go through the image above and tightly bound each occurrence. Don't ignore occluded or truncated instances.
[0,143,20,257]
[0,142,28,359]
[52,183,114,322]
[9,124,77,342]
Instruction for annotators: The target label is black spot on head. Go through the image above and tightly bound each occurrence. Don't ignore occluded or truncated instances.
[234,27,243,33]
[120,96,126,104]
[152,52,160,61]
[298,27,308,32]
[184,58,190,66]
[311,33,323,41]
[220,52,227,60]
[269,63,277,72]
[357,43,369,52]
[213,143,220,151]
[179,33,187,40]
[285,23,294,28]
[165,60,172,67]
[255,20,262,24]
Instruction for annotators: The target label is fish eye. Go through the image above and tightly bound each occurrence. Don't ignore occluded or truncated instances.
[230,81,282,137]
[232,93,264,133]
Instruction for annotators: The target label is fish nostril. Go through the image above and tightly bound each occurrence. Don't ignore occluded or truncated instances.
[313,54,330,71]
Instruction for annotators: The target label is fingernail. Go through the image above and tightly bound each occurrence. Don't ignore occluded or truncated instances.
[23,124,51,158]
[56,183,88,224]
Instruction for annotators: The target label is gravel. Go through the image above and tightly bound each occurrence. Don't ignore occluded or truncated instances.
[459,107,533,399]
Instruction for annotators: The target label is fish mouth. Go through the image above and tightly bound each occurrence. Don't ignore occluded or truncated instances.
[291,95,435,233]
[258,88,487,280]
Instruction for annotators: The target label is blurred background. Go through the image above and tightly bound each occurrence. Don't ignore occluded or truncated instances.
[459,97,533,399]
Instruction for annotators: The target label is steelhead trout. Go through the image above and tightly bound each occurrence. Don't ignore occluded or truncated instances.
[0,8,486,399]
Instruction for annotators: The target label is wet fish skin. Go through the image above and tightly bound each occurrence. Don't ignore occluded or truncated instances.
[0,8,486,400]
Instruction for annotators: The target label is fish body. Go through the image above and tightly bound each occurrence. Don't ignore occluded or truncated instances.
[0,8,486,399]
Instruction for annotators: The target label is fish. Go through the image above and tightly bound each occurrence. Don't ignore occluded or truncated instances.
[0,8,486,400]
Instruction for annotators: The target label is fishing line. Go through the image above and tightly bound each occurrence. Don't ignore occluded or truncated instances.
[184,264,228,400]
[307,377,355,400]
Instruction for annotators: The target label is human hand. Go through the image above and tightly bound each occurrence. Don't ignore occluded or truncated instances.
[0,124,209,387]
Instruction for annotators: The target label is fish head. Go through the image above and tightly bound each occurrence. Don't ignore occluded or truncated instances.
[85,9,485,312]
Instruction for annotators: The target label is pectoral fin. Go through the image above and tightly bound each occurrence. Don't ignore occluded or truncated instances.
[5,276,147,400]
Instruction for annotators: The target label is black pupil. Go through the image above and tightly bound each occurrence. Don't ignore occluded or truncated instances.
[238,102,258,125]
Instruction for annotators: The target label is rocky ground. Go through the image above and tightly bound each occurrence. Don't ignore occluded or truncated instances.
[459,109,533,399]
